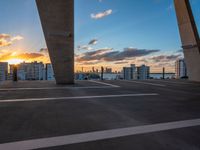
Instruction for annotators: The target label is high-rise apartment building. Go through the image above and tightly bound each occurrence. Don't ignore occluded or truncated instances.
[123,64,138,80]
[175,59,187,79]
[46,63,55,81]
[123,67,132,80]
[123,64,150,80]
[137,65,150,80]
[0,62,8,81]
[10,62,44,80]
[130,64,137,80]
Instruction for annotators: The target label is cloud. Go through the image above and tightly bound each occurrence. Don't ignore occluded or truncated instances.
[77,38,99,51]
[76,48,113,61]
[114,61,129,64]
[76,47,159,63]
[91,9,113,19]
[0,34,24,47]
[151,54,182,62]
[0,53,12,61]
[0,52,44,61]
[77,45,93,51]
[0,34,11,39]
[39,48,48,53]
[0,40,12,47]
[176,49,183,53]
[88,39,98,45]
[79,61,101,65]
[11,35,24,41]
[17,53,44,60]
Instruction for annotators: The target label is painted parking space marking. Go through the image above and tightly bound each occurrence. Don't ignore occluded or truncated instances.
[0,81,120,91]
[122,80,166,87]
[0,93,158,103]
[0,86,116,91]
[89,80,120,88]
[0,118,200,150]
[151,80,200,86]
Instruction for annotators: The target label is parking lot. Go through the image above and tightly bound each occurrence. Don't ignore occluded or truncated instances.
[0,80,200,150]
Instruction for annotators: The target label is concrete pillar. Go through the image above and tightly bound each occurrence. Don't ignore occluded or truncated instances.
[174,0,200,82]
[36,0,74,84]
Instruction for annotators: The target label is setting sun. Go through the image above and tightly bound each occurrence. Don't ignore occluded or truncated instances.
[7,59,24,65]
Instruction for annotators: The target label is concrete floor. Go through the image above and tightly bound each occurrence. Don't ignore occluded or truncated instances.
[0,80,200,150]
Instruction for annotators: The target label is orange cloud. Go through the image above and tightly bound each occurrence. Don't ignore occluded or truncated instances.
[16,53,44,60]
[0,52,48,62]
[0,40,12,47]
[0,33,24,47]
[0,34,11,39]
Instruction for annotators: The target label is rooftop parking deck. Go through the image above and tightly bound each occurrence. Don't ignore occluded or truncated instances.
[0,80,200,150]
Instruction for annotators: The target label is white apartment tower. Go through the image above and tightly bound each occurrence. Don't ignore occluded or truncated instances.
[46,64,55,81]
[123,67,132,80]
[123,64,139,80]
[175,59,187,79]
[0,62,8,81]
[10,62,44,80]
[137,65,150,80]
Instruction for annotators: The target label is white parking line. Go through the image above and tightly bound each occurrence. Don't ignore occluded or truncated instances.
[152,80,200,85]
[0,118,200,150]
[0,86,115,91]
[0,93,158,103]
[123,80,166,87]
[89,80,120,88]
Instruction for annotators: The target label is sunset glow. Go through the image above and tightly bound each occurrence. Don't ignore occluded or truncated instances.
[7,59,24,65]
[1,0,199,73]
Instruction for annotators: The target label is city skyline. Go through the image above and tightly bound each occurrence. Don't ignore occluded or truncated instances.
[0,0,199,73]
[0,1,200,149]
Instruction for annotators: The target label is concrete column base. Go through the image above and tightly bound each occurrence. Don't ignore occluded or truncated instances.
[184,48,200,82]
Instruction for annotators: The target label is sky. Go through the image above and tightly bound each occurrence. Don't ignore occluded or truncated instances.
[0,0,199,73]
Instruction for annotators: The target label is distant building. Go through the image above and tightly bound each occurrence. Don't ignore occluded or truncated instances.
[123,64,140,80]
[175,59,187,78]
[75,73,86,80]
[105,68,112,73]
[130,64,137,80]
[0,62,8,81]
[9,65,14,80]
[17,68,26,80]
[10,62,55,81]
[21,61,44,80]
[137,65,150,80]
[10,62,44,80]
[46,63,55,80]
[123,67,132,80]
[10,64,26,80]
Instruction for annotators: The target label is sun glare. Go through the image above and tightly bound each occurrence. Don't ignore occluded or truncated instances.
[7,59,24,65]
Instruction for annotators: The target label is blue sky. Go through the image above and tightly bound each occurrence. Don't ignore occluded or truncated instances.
[75,0,181,52]
[190,0,200,35]
[0,0,199,72]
